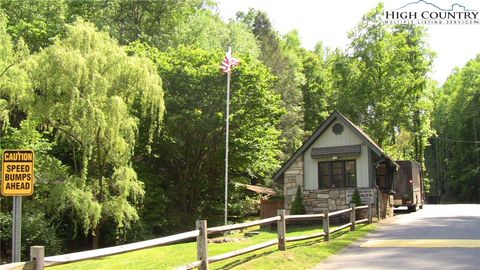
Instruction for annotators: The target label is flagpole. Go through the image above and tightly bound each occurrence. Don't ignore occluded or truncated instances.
[224,49,231,226]
[225,46,232,225]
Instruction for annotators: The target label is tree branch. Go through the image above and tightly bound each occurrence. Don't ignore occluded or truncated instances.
[0,63,16,80]
[53,124,84,147]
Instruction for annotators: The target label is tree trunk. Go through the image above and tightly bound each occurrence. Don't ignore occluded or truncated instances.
[92,224,101,249]
[92,127,104,249]
[413,110,421,163]
[177,172,187,213]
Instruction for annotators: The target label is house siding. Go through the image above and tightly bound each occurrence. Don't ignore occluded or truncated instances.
[304,119,370,190]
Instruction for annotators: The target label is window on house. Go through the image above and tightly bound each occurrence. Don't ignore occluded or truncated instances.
[376,163,390,191]
[345,161,356,187]
[318,162,330,188]
[318,160,356,189]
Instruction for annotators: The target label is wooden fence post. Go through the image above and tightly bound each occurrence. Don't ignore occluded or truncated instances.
[350,203,356,231]
[277,209,286,251]
[323,209,330,241]
[196,220,208,270]
[368,203,373,224]
[30,246,44,270]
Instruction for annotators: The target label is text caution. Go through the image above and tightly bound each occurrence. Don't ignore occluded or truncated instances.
[1,150,35,196]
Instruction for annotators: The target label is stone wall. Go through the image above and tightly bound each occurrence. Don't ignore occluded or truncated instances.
[303,189,348,212]
[283,155,303,213]
[379,193,394,218]
[303,188,376,213]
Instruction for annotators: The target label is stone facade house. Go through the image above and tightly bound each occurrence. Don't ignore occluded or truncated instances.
[273,111,397,218]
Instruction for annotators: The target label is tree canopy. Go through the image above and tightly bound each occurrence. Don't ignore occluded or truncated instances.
[427,55,480,202]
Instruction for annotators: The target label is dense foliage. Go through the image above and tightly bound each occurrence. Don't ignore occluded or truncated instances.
[426,56,480,202]
[0,1,477,262]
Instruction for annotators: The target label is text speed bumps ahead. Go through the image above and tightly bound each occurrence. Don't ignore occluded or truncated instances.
[1,150,35,196]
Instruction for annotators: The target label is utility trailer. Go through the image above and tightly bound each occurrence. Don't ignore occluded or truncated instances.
[393,160,424,212]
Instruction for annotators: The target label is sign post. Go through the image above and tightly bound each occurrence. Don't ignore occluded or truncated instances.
[1,149,35,262]
[12,196,22,262]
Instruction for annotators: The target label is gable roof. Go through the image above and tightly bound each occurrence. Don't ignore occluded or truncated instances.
[273,110,397,182]
[235,183,277,196]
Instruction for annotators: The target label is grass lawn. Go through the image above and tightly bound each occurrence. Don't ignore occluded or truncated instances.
[48,223,375,270]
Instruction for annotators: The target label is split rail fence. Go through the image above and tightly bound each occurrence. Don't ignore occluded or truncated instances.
[0,204,372,270]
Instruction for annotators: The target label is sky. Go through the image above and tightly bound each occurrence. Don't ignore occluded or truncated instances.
[217,0,480,85]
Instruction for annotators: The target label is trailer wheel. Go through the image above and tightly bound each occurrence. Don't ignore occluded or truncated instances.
[408,205,417,212]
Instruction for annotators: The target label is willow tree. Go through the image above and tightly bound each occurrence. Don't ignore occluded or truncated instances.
[0,12,31,131]
[28,20,164,248]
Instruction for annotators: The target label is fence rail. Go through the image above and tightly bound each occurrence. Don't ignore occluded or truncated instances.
[207,216,280,233]
[208,239,278,263]
[329,207,353,217]
[45,229,199,266]
[357,218,369,224]
[330,223,352,234]
[178,203,373,270]
[0,230,200,270]
[0,204,373,270]
[286,232,325,242]
[0,261,35,270]
[285,213,325,220]
[0,246,43,270]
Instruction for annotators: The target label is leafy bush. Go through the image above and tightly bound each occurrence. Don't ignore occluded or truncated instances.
[291,186,306,215]
[0,211,62,260]
[424,177,431,194]
[350,189,363,206]
[229,184,262,219]
[22,212,62,256]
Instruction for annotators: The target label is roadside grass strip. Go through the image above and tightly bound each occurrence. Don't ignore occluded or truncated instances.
[361,239,480,248]
[213,224,375,270]
[48,224,375,270]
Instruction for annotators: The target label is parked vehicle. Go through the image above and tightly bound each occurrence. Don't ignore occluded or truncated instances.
[393,160,424,212]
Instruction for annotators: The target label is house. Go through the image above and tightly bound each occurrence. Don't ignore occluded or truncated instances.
[273,111,397,218]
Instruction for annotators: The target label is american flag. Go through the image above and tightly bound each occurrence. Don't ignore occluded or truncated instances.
[220,48,240,73]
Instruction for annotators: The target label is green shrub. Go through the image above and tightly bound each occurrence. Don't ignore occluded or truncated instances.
[291,186,306,215]
[1,211,62,259]
[350,189,363,206]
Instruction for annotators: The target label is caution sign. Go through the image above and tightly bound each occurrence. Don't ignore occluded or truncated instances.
[1,150,34,196]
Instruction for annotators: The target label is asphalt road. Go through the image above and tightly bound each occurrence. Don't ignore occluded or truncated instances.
[312,204,480,270]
